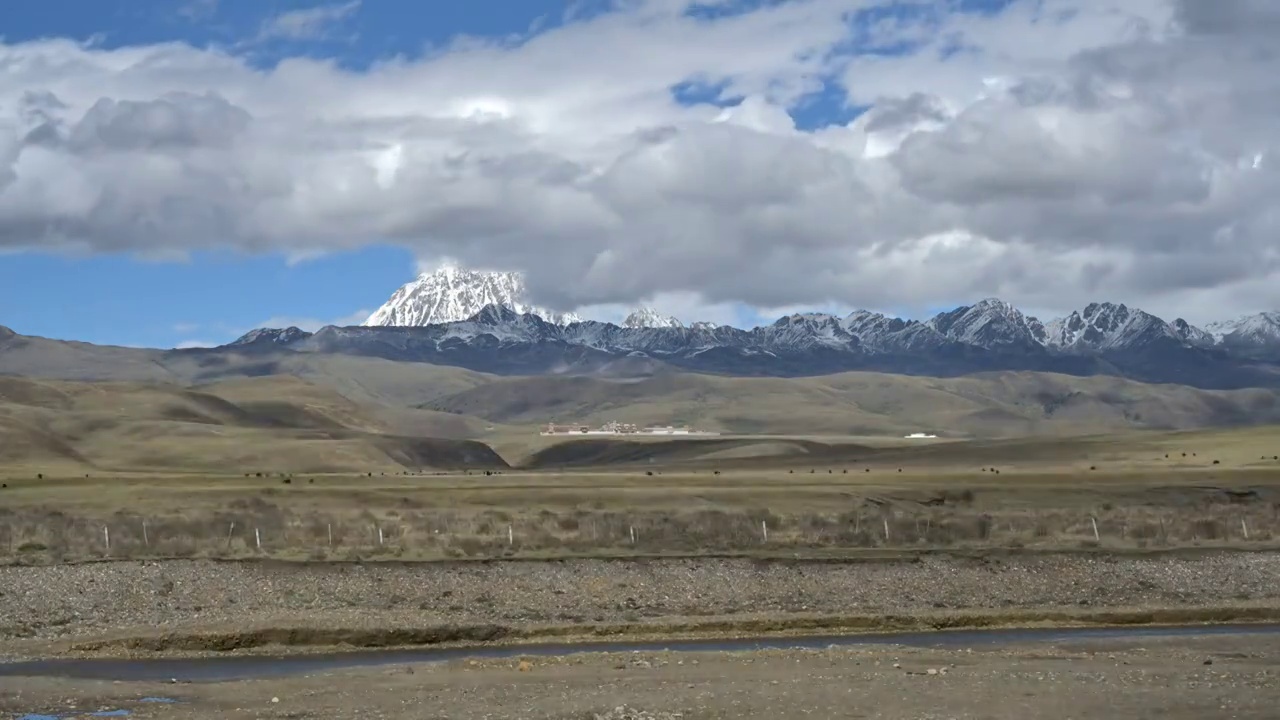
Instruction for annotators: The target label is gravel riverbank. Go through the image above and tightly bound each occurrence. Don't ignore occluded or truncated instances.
[3,553,1280,651]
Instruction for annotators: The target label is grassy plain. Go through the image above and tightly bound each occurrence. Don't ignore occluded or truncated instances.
[3,425,1279,564]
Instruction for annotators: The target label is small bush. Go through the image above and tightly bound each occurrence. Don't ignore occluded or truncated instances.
[1212,460,1220,465]
[282,478,291,484]
[36,473,43,480]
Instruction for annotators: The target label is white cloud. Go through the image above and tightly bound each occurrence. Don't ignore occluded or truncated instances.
[175,339,215,349]
[1,0,1279,325]
[254,1,361,42]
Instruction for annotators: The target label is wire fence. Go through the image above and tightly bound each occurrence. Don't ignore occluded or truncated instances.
[2,504,1277,561]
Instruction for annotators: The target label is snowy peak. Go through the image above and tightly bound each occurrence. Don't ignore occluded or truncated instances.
[763,313,856,348]
[1170,318,1215,347]
[230,327,311,346]
[1206,311,1280,348]
[1044,302,1207,351]
[927,298,1047,348]
[840,310,917,350]
[623,307,683,329]
[363,265,581,328]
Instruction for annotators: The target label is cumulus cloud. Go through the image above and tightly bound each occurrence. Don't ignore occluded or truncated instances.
[1,0,1278,323]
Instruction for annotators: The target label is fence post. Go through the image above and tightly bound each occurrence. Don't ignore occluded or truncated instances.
[227,522,235,550]
[1242,518,1250,539]
[328,523,333,547]
[378,526,384,545]
[508,524,514,546]
[883,518,890,543]
[142,521,149,548]
[761,520,768,542]
[255,527,261,550]
[103,526,110,553]
[1091,517,1100,542]
[630,525,636,544]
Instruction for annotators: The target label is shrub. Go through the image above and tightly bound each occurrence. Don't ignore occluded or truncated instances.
[36,473,43,480]
[1212,460,1221,465]
[282,478,291,484]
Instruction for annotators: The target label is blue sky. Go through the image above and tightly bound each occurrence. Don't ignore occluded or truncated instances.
[0,0,1027,347]
[4,0,609,346]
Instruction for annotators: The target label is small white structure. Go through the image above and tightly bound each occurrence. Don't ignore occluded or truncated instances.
[541,421,718,437]
[904,432,938,439]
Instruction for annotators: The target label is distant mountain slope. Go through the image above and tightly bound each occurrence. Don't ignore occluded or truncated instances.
[0,375,509,474]
[422,370,1280,439]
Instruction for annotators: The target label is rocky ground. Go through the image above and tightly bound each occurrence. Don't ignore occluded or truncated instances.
[2,553,1280,655]
[3,634,1279,719]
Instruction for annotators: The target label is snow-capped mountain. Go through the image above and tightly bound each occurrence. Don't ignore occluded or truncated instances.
[363,266,581,327]
[1045,302,1182,352]
[223,298,1280,390]
[927,298,1048,348]
[1206,312,1280,349]
[230,327,310,346]
[623,308,683,329]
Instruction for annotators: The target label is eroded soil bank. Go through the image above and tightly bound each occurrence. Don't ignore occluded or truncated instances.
[3,553,1279,657]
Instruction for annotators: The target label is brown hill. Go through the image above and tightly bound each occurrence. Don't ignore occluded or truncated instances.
[0,375,508,475]
[425,370,1280,438]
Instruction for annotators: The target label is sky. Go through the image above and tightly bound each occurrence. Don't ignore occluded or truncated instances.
[1,0,1278,348]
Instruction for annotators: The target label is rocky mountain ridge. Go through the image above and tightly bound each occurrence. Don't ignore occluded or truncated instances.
[226,298,1280,389]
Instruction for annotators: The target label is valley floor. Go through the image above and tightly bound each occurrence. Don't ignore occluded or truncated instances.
[4,633,1279,719]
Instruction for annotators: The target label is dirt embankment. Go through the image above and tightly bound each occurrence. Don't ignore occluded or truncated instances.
[3,553,1280,656]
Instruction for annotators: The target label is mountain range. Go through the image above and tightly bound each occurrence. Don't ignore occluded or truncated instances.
[214,267,1280,390]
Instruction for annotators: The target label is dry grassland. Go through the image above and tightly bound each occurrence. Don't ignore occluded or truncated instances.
[3,425,1279,564]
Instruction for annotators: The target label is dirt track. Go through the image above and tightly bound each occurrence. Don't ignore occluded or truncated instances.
[4,633,1279,719]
